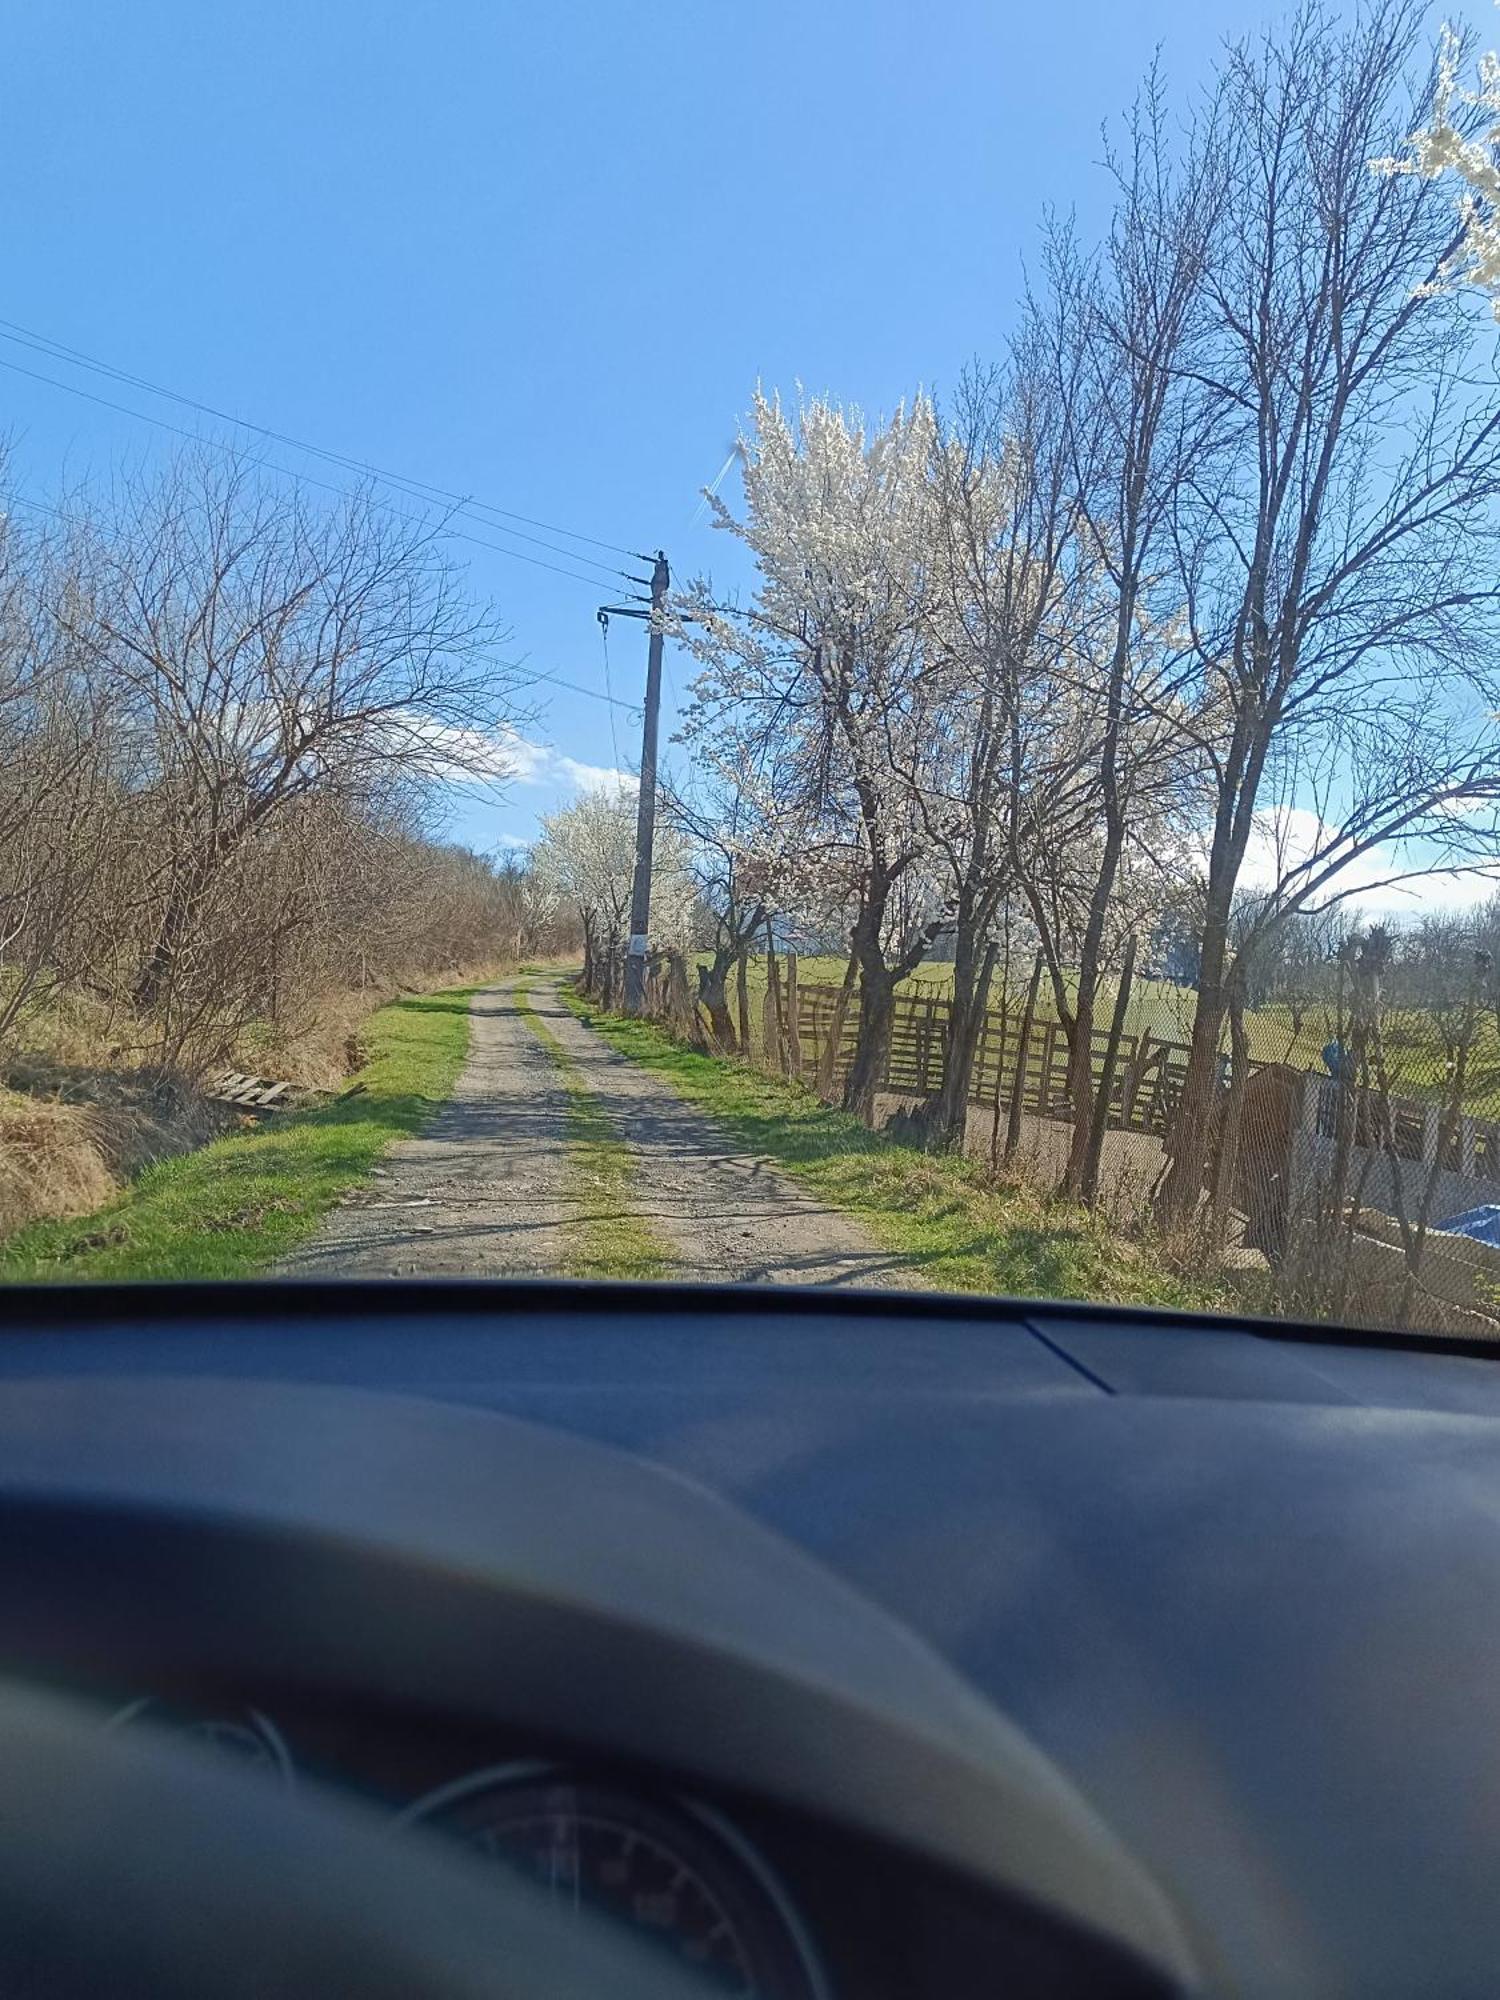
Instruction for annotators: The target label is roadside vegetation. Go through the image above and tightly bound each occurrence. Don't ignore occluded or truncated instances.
[531,1,1500,1351]
[697,947,1500,1121]
[0,452,583,1247]
[560,985,1242,1314]
[0,987,476,1282]
[514,980,671,1281]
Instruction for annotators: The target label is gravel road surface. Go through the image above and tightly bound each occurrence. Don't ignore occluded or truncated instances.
[282,976,913,1286]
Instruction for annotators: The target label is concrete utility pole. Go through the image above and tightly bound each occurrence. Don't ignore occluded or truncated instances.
[623,550,669,1014]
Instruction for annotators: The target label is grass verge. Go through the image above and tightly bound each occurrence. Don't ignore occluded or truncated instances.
[561,983,1241,1313]
[0,988,476,1282]
[513,980,671,1282]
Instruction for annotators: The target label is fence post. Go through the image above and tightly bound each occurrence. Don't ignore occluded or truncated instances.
[1123,1030,1149,1126]
[785,950,803,1078]
[1080,935,1137,1207]
[1004,952,1045,1163]
[735,951,751,1055]
[764,922,788,1075]
[817,951,859,1099]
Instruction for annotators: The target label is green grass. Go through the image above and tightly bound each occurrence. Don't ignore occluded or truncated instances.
[0,987,477,1282]
[513,980,672,1282]
[708,952,1500,1119]
[709,952,1213,1060]
[562,984,1240,1313]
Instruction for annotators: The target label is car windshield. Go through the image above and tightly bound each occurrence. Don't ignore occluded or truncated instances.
[5,0,1500,1344]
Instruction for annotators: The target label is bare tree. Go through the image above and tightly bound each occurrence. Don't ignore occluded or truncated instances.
[659,782,777,1054]
[1157,0,1500,1226]
[62,452,523,1018]
[910,327,1093,1151]
[1045,86,1225,1197]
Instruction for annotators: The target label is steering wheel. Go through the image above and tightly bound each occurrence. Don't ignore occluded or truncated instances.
[0,1682,710,1998]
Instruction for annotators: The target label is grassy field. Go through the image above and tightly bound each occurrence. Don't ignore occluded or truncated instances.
[720,951,1211,1043]
[0,987,476,1281]
[713,952,1500,1116]
[563,984,1246,1314]
[512,979,671,1281]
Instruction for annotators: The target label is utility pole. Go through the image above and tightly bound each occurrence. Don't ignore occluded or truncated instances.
[596,549,665,1015]
[624,550,669,1013]
[596,550,671,1015]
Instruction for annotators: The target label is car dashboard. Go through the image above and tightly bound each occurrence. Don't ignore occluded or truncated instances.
[4,1276,1500,1997]
[93,1688,1056,2000]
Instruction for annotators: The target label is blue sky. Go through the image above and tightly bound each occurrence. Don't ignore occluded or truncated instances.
[1,0,1490,869]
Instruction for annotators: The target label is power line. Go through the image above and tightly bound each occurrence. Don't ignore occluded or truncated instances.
[515,660,641,715]
[0,352,634,594]
[0,313,641,561]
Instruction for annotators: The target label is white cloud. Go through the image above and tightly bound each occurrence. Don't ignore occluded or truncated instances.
[555,754,636,795]
[395,716,631,795]
[497,734,635,796]
[496,731,552,783]
[1239,805,1500,917]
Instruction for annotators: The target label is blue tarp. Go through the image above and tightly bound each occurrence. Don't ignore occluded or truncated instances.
[1436,1205,1500,1247]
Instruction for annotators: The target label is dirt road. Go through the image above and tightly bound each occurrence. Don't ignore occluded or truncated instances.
[282,975,913,1286]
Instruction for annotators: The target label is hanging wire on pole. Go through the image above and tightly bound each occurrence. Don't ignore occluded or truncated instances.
[596,609,624,776]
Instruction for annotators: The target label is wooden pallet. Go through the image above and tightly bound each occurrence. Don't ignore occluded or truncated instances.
[209,1071,293,1109]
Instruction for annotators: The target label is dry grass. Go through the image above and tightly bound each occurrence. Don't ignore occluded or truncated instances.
[0,1064,225,1240]
[0,957,541,1246]
[237,960,514,1091]
[0,1089,119,1239]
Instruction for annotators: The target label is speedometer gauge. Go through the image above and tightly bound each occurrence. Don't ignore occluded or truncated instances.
[406,1774,825,1998]
[105,1698,295,1786]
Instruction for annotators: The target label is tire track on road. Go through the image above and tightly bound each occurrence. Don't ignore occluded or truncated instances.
[283,972,915,1287]
[532,975,916,1288]
[278,981,572,1278]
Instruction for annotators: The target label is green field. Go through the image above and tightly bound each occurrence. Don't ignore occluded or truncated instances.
[710,952,1500,1117]
[0,987,475,1281]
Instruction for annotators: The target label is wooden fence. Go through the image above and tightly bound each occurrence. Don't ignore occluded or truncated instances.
[791,983,1198,1137]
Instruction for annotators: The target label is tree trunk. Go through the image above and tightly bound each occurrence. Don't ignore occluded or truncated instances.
[696,949,738,1053]
[1059,982,1097,1193]
[784,950,802,1078]
[841,876,897,1125]
[928,936,997,1153]
[1158,898,1232,1228]
[843,963,896,1125]
[989,952,1011,1174]
[763,922,788,1075]
[1078,934,1137,1207]
[1005,953,1045,1163]
[666,950,701,1043]
[133,879,197,1012]
[1207,992,1250,1248]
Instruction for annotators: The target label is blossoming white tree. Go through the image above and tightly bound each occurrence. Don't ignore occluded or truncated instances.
[1371,22,1500,308]
[676,389,946,1121]
[531,782,695,1003]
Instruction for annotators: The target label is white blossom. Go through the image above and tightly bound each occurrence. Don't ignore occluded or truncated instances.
[1371,25,1500,312]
